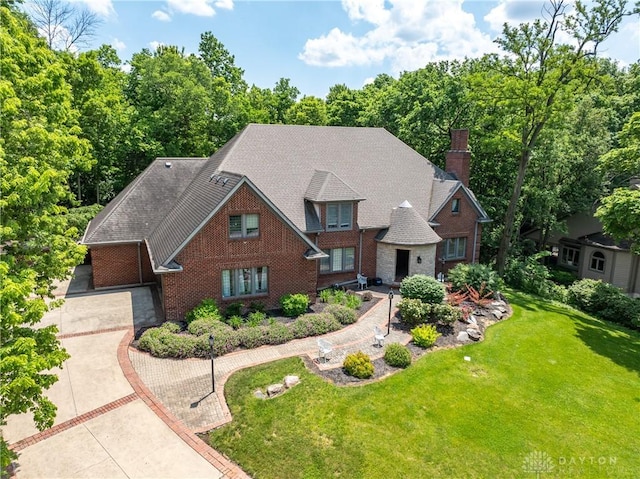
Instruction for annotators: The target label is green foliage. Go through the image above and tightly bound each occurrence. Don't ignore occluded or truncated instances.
[224,301,244,318]
[330,289,346,305]
[248,301,265,313]
[246,311,267,327]
[383,343,412,368]
[448,263,503,294]
[138,327,199,358]
[65,204,104,238]
[504,252,564,300]
[237,327,268,349]
[567,279,640,329]
[263,323,293,345]
[185,299,221,323]
[411,324,441,348]
[549,268,577,287]
[290,313,341,339]
[227,315,244,330]
[596,188,640,254]
[324,304,357,325]
[344,293,362,310]
[1,6,92,463]
[431,303,462,325]
[399,275,445,304]
[319,289,332,303]
[162,321,182,333]
[280,293,309,317]
[397,298,430,326]
[343,351,374,379]
[187,316,231,336]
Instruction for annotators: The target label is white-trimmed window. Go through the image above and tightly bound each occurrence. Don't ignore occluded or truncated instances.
[229,214,259,238]
[590,251,605,273]
[222,266,268,297]
[561,246,580,268]
[320,247,355,273]
[326,203,353,230]
[444,237,466,260]
[451,198,460,214]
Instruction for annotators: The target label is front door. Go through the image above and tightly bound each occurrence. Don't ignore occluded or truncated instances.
[395,249,410,281]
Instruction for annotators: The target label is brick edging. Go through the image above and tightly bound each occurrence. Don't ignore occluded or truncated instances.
[117,330,250,479]
[8,394,138,452]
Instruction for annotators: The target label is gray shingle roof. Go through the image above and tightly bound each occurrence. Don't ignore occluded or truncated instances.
[377,201,442,245]
[304,170,365,202]
[210,124,453,230]
[82,158,206,244]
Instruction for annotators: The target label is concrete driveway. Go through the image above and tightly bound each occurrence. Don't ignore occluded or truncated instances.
[2,266,228,479]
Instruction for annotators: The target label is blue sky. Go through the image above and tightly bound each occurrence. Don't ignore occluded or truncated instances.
[36,1,640,97]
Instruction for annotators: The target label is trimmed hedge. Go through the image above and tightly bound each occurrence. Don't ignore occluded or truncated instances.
[280,293,310,317]
[411,324,441,348]
[324,304,357,325]
[399,275,446,304]
[567,279,640,329]
[290,313,341,339]
[343,351,374,379]
[384,343,411,368]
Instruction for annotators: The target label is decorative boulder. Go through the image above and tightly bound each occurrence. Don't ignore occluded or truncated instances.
[267,384,285,397]
[284,375,300,388]
[254,389,267,400]
[467,328,482,341]
[457,331,470,342]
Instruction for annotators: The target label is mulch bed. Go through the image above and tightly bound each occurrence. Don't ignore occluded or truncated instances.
[303,300,512,386]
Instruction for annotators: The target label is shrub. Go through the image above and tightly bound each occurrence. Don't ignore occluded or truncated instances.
[201,330,241,357]
[319,289,332,303]
[263,322,294,345]
[280,293,310,317]
[185,298,220,323]
[187,316,230,336]
[448,263,503,294]
[248,301,266,313]
[568,279,640,328]
[226,315,244,329]
[343,351,374,379]
[400,275,445,304]
[567,279,601,312]
[383,343,411,368]
[504,252,558,299]
[139,327,198,358]
[430,303,462,325]
[324,304,357,325]
[238,326,268,349]
[411,324,441,348]
[247,311,267,327]
[161,321,182,333]
[397,298,430,326]
[549,268,577,286]
[290,313,340,339]
[330,289,347,305]
[225,301,244,318]
[344,293,362,310]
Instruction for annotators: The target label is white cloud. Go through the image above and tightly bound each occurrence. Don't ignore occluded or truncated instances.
[149,41,164,51]
[299,0,498,73]
[166,0,216,17]
[69,0,114,17]
[120,63,132,74]
[152,10,172,22]
[362,77,375,86]
[112,37,126,51]
[483,0,546,32]
[215,0,234,10]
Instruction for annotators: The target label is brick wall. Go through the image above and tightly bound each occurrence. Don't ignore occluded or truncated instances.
[432,192,482,276]
[90,243,150,288]
[162,184,318,320]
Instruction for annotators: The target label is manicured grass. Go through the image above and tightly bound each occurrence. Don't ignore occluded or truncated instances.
[208,291,640,478]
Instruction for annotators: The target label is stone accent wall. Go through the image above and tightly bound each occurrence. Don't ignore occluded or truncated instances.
[161,184,318,321]
[376,243,437,284]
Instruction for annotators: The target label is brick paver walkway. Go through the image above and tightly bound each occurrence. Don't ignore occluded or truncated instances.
[130,290,409,432]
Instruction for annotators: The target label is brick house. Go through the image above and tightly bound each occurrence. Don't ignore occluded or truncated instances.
[83,124,490,320]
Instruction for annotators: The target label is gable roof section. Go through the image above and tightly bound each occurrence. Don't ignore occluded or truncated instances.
[146,169,324,270]
[428,180,490,222]
[377,201,442,245]
[304,170,365,202]
[82,158,206,245]
[209,124,455,230]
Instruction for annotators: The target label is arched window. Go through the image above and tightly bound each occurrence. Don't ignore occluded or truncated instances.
[590,251,605,273]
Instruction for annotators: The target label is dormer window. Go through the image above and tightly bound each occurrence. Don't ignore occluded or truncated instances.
[326,203,352,231]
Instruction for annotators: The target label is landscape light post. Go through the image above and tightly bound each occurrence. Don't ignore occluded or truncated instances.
[209,334,215,392]
[387,289,394,336]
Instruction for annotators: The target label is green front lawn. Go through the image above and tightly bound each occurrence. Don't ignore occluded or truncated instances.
[208,291,640,478]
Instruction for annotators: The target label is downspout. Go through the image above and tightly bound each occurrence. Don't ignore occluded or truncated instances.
[137,242,143,284]
[472,221,479,263]
[358,229,363,274]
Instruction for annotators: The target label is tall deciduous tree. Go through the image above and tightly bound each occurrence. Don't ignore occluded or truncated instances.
[198,31,246,94]
[285,95,327,125]
[474,0,636,274]
[27,0,100,51]
[0,5,91,469]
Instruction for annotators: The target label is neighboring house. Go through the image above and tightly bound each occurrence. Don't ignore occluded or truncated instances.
[525,212,640,296]
[83,125,490,320]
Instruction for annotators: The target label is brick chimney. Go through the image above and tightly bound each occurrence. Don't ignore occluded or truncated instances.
[445,129,471,187]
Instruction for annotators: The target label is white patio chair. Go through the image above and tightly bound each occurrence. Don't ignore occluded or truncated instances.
[317,338,333,363]
[374,326,385,347]
[357,273,368,290]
